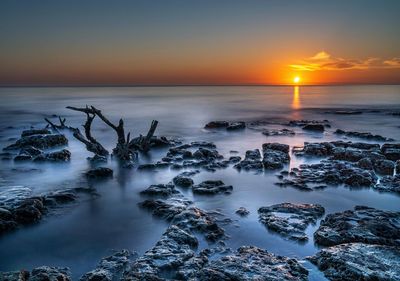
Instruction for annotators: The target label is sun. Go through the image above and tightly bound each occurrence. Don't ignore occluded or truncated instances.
[293,76,301,84]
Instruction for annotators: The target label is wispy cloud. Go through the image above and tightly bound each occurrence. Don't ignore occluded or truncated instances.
[290,51,400,71]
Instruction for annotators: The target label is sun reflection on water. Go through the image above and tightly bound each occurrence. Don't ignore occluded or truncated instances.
[292,85,300,109]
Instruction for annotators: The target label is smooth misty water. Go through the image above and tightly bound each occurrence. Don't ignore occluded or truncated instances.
[0,86,399,280]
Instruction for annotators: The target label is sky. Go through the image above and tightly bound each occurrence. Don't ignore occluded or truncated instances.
[0,0,400,86]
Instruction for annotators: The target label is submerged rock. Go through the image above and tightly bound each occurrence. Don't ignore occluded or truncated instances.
[314,206,400,247]
[138,197,192,220]
[234,149,263,171]
[194,246,308,281]
[235,207,250,217]
[192,180,233,195]
[302,124,325,132]
[21,129,51,137]
[86,167,113,179]
[173,174,194,187]
[34,149,71,162]
[205,121,245,131]
[226,121,245,131]
[374,174,400,193]
[258,203,324,241]
[0,266,71,281]
[308,243,400,281]
[80,249,138,281]
[335,129,394,142]
[262,128,295,137]
[140,183,179,197]
[5,134,68,150]
[381,143,400,161]
[262,143,290,170]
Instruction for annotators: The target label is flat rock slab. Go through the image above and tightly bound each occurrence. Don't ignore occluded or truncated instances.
[308,243,400,281]
[314,206,400,247]
[5,134,68,150]
[194,246,308,281]
[138,197,192,221]
[258,203,325,241]
[192,180,233,195]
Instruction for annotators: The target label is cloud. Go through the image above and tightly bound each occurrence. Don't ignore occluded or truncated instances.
[290,52,400,71]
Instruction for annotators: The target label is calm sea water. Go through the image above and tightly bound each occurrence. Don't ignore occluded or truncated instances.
[0,86,399,279]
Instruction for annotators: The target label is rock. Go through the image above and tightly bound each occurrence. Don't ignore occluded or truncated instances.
[226,121,245,131]
[80,250,137,281]
[228,156,241,163]
[34,149,71,162]
[234,149,264,171]
[258,203,324,241]
[263,149,290,170]
[176,250,209,280]
[193,147,222,161]
[5,134,68,150]
[140,183,179,197]
[293,142,335,157]
[20,146,43,156]
[87,154,107,163]
[374,159,395,175]
[396,160,400,173]
[374,174,400,193]
[204,121,229,129]
[21,129,51,137]
[173,175,194,187]
[172,207,225,242]
[45,191,77,204]
[14,154,33,161]
[138,197,192,220]
[262,128,295,136]
[302,124,325,132]
[194,246,308,281]
[357,157,374,170]
[335,129,394,141]
[288,119,330,128]
[86,167,113,179]
[13,197,45,224]
[314,206,400,247]
[30,266,71,281]
[262,143,290,153]
[123,225,197,280]
[382,147,400,161]
[308,243,400,281]
[0,218,18,234]
[235,207,250,217]
[192,180,233,195]
[330,110,363,115]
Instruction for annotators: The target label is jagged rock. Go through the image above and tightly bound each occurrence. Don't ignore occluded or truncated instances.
[262,143,290,170]
[172,207,225,242]
[234,149,263,171]
[235,207,250,217]
[0,266,71,281]
[374,174,400,193]
[335,129,394,141]
[80,250,138,281]
[357,157,374,170]
[226,122,245,131]
[287,119,330,128]
[192,180,233,195]
[262,143,290,153]
[381,143,400,161]
[20,146,43,156]
[373,159,395,175]
[138,197,192,220]
[258,203,324,241]
[34,149,71,162]
[86,167,113,179]
[173,175,194,187]
[293,142,335,157]
[302,124,325,132]
[5,134,68,150]
[14,154,32,161]
[193,148,222,161]
[13,197,45,224]
[140,183,179,197]
[194,246,308,281]
[21,129,51,137]
[396,160,400,173]
[308,243,400,281]
[87,154,107,163]
[262,128,295,136]
[314,206,400,247]
[123,225,197,280]
[176,250,209,280]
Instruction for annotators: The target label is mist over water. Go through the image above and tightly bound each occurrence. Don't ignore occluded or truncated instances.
[0,85,399,279]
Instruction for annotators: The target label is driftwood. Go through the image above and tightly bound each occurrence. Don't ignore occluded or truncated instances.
[65,105,158,161]
[45,113,109,156]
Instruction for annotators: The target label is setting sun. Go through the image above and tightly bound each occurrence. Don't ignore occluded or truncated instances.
[293,76,301,84]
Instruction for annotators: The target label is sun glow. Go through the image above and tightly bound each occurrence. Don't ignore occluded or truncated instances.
[293,76,301,84]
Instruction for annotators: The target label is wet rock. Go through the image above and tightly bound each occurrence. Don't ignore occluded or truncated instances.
[235,207,250,217]
[262,143,290,170]
[308,243,400,281]
[13,197,45,224]
[34,149,71,162]
[138,197,192,220]
[173,175,194,187]
[192,180,233,195]
[86,167,113,179]
[331,140,381,150]
[30,266,71,281]
[258,203,324,241]
[262,128,295,136]
[288,119,330,128]
[228,156,241,163]
[396,160,400,173]
[45,190,77,205]
[20,146,43,156]
[293,142,335,157]
[124,225,197,280]
[374,174,400,193]
[234,149,264,171]
[373,159,395,175]
[302,124,325,132]
[172,207,225,242]
[381,143,400,161]
[140,183,179,197]
[226,121,245,131]
[335,129,394,141]
[193,147,222,161]
[14,154,33,161]
[80,250,138,281]
[314,206,400,247]
[194,246,308,281]
[357,157,374,170]
[204,121,229,129]
[176,250,209,280]
[330,110,363,115]
[21,129,51,137]
[5,134,68,150]
[87,154,107,163]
